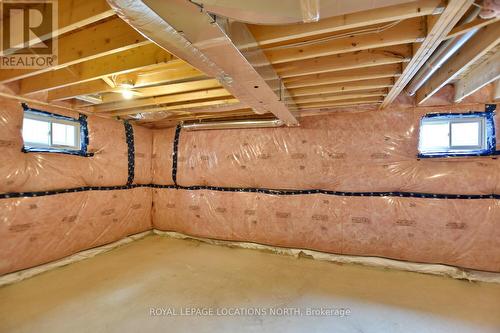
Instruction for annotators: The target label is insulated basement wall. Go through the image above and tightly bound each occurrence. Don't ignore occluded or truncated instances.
[0,97,153,275]
[152,103,500,272]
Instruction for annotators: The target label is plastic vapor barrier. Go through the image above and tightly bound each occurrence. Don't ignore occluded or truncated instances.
[1,93,499,276]
[0,97,153,275]
[152,102,500,273]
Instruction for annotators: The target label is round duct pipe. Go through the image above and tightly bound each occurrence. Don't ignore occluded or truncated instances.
[181,119,285,131]
[405,5,481,96]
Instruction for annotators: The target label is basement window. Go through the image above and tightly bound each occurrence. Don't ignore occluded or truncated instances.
[21,104,89,156]
[418,111,496,158]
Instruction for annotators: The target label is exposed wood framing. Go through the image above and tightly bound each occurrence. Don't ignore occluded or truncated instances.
[416,22,500,104]
[288,78,394,97]
[247,0,444,47]
[445,17,500,40]
[19,44,174,95]
[1,0,482,125]
[48,63,205,101]
[381,0,474,108]
[100,79,222,103]
[0,17,149,83]
[88,88,232,112]
[1,0,114,55]
[454,50,500,102]
[494,80,500,101]
[295,97,384,109]
[107,99,242,117]
[264,17,426,65]
[283,64,402,89]
[275,46,412,78]
[293,90,387,104]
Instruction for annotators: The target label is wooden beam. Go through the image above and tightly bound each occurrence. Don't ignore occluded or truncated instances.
[381,0,474,108]
[293,90,387,104]
[48,63,205,101]
[107,99,241,116]
[0,17,149,83]
[275,45,411,78]
[288,78,394,97]
[416,22,500,104]
[247,0,443,47]
[1,0,115,55]
[100,79,222,103]
[494,79,500,101]
[89,88,232,112]
[295,97,384,109]
[130,63,204,87]
[19,44,174,95]
[48,80,116,101]
[284,64,402,89]
[264,17,425,65]
[445,17,500,40]
[454,50,500,102]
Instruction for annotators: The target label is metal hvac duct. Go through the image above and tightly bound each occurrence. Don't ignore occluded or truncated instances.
[181,119,285,131]
[405,5,481,96]
[106,0,298,126]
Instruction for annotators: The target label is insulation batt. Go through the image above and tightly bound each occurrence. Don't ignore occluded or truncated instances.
[153,102,500,272]
[175,105,500,194]
[153,189,500,272]
[1,96,500,275]
[0,98,154,275]
[0,188,152,275]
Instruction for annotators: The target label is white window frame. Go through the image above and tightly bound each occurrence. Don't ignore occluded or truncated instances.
[418,116,487,154]
[23,111,81,151]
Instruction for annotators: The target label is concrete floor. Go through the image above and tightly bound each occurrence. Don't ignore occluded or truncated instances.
[1,236,500,333]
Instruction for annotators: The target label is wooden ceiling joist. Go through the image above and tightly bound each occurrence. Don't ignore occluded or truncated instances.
[288,78,394,97]
[416,22,500,104]
[89,88,232,112]
[295,97,384,109]
[454,50,500,102]
[0,17,149,83]
[247,0,444,47]
[1,0,114,56]
[19,44,174,95]
[48,63,205,101]
[100,79,222,103]
[275,45,411,78]
[381,0,474,108]
[47,80,112,101]
[444,17,500,40]
[264,17,426,65]
[293,89,387,104]
[283,64,402,89]
[107,99,242,117]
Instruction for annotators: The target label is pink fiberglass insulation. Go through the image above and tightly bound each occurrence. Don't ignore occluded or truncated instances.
[0,97,153,193]
[153,189,500,272]
[152,128,176,185]
[152,102,500,272]
[0,187,151,275]
[1,93,499,276]
[175,104,500,194]
[0,97,153,274]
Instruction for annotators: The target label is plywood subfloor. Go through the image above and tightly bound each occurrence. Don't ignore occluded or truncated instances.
[1,235,500,333]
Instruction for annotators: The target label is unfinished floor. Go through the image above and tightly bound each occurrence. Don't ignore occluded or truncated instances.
[1,236,500,333]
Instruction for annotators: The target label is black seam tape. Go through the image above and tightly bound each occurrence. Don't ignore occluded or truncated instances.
[171,124,182,187]
[0,184,498,200]
[124,121,135,185]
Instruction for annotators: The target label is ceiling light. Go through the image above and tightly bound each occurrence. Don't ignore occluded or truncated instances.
[122,90,134,100]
